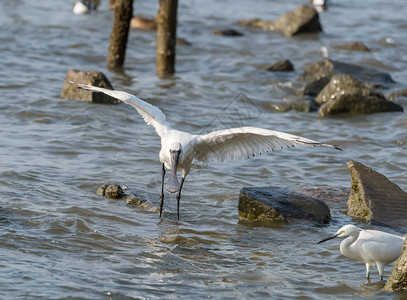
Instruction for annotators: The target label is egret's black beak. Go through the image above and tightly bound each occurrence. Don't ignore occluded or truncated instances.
[317,233,339,244]
[166,149,181,193]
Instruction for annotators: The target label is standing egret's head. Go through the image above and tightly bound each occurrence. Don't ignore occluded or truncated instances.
[336,225,361,237]
[166,143,183,193]
[317,224,361,244]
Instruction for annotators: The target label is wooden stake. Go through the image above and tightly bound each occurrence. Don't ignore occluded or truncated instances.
[107,0,133,69]
[156,0,178,77]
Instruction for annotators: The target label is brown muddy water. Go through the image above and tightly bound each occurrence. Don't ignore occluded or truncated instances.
[0,0,407,299]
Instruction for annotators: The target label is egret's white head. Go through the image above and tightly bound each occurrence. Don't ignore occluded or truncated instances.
[317,224,361,244]
[335,225,361,238]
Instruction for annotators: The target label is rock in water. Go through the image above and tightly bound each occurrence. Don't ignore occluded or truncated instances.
[302,76,331,97]
[213,29,244,37]
[316,74,403,116]
[238,186,331,224]
[61,69,118,104]
[333,41,371,52]
[273,5,322,36]
[384,239,407,292]
[130,16,157,30]
[96,184,126,198]
[96,184,145,204]
[238,5,322,37]
[267,60,294,72]
[347,161,407,228]
[300,59,395,88]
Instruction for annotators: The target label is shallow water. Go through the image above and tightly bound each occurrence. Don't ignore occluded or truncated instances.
[0,0,406,299]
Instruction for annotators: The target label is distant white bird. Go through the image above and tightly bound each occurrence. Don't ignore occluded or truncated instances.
[310,0,327,6]
[318,224,405,281]
[73,1,95,14]
[69,81,340,219]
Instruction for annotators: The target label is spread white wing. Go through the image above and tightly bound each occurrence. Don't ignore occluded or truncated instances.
[194,126,340,162]
[69,82,171,137]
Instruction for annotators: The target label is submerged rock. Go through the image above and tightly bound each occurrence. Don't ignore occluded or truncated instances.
[176,37,192,46]
[267,60,294,72]
[238,186,331,224]
[239,5,322,37]
[130,16,157,30]
[213,29,243,36]
[346,161,407,228]
[333,41,371,52]
[384,239,407,292]
[96,184,145,205]
[316,74,403,116]
[299,59,395,87]
[61,69,118,104]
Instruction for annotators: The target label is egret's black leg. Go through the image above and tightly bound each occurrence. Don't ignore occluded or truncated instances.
[176,177,185,220]
[160,163,165,218]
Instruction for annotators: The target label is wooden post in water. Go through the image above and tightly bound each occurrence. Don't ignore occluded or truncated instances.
[156,0,178,77]
[107,0,133,68]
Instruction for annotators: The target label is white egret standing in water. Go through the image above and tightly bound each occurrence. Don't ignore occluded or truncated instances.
[69,82,341,219]
[318,224,405,281]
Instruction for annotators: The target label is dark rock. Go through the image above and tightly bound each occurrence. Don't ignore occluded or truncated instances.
[96,184,145,204]
[238,186,331,224]
[213,29,244,37]
[333,41,371,52]
[239,5,322,37]
[176,37,192,46]
[346,161,407,228]
[96,184,125,199]
[384,239,407,292]
[316,74,403,116]
[299,59,395,87]
[387,88,407,101]
[61,69,118,104]
[302,76,330,97]
[267,60,294,72]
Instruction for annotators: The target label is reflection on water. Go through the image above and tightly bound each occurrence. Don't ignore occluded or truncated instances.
[0,0,406,298]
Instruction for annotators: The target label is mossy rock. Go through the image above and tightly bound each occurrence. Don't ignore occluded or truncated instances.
[61,69,118,104]
[239,5,322,37]
[316,74,403,116]
[346,161,407,227]
[384,239,407,292]
[239,186,331,224]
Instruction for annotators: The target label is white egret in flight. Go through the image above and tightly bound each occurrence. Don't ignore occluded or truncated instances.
[318,224,405,281]
[69,82,340,219]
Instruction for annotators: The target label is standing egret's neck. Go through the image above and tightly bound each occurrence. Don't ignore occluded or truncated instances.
[340,230,360,253]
